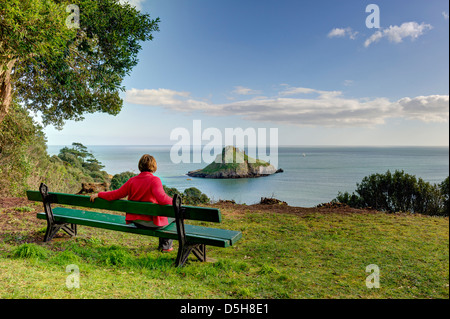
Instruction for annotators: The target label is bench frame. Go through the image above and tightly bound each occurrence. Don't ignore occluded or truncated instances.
[172,194,206,266]
[40,183,78,241]
[38,183,206,267]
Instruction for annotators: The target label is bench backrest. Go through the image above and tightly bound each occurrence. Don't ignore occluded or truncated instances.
[26,190,222,223]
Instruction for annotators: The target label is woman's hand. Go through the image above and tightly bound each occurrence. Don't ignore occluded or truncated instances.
[90,193,99,203]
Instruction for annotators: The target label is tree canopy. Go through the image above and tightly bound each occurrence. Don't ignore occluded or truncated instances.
[0,0,159,128]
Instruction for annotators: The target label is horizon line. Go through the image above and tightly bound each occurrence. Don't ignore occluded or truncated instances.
[46,144,450,148]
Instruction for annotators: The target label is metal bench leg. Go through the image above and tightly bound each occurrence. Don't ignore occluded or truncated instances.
[43,221,60,242]
[43,221,77,242]
[175,243,206,267]
[192,243,206,262]
[173,194,207,267]
[40,183,77,242]
[61,223,77,237]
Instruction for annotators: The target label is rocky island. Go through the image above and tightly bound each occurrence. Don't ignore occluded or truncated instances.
[187,146,283,179]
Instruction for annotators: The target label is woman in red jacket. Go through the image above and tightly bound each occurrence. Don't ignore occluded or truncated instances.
[90,154,173,252]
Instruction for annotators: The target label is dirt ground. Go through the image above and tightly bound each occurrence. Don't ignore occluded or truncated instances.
[0,197,32,210]
[210,199,376,216]
[0,197,45,244]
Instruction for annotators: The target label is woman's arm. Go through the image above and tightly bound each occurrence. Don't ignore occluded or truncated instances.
[151,177,173,205]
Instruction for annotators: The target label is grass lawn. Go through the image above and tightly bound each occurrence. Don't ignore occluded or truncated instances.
[0,200,448,299]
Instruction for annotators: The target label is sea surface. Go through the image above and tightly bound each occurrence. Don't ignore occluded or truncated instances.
[47,145,449,207]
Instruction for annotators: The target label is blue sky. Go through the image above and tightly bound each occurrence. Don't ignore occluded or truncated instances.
[43,0,449,146]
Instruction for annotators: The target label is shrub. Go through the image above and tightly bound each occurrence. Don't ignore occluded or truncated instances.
[183,187,210,205]
[110,171,136,190]
[0,103,108,196]
[163,185,210,205]
[0,103,46,196]
[57,143,109,183]
[183,187,202,199]
[334,191,364,208]
[163,185,182,198]
[334,170,448,216]
[439,176,449,216]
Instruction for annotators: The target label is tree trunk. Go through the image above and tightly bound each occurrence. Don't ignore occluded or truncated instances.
[0,59,16,124]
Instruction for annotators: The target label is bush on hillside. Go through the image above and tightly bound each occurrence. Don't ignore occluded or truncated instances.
[334,170,448,216]
[0,103,45,196]
[163,185,182,198]
[0,103,108,196]
[182,187,210,205]
[57,143,109,183]
[440,176,449,215]
[110,171,137,190]
[163,185,210,205]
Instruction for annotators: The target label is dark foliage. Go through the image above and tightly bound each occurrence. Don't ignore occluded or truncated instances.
[334,170,449,216]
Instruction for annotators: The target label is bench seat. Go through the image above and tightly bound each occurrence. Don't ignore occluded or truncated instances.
[37,207,242,248]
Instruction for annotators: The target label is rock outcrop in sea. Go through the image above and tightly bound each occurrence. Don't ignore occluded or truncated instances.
[187,146,283,179]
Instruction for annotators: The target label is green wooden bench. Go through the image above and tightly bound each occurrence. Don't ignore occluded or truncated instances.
[26,183,242,267]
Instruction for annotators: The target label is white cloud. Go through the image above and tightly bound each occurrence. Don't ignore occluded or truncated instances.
[328,27,358,40]
[118,0,145,10]
[125,87,449,127]
[443,11,449,20]
[216,96,396,127]
[364,31,384,48]
[364,21,433,47]
[397,95,449,122]
[125,88,211,112]
[279,87,317,95]
[279,86,342,99]
[232,86,262,95]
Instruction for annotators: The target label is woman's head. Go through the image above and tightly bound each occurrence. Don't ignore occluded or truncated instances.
[138,154,157,173]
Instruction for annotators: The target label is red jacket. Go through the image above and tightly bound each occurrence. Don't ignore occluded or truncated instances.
[98,172,172,227]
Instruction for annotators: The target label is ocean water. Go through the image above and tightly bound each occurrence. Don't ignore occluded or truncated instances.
[47,145,449,207]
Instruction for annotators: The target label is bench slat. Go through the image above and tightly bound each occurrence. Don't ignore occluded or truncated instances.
[36,207,241,248]
[27,190,221,223]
